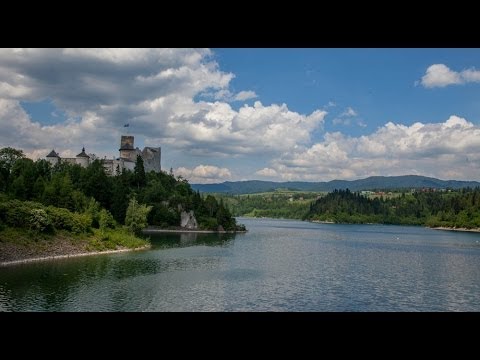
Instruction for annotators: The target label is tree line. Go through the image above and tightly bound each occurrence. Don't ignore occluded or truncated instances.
[304,188,480,228]
[0,147,243,234]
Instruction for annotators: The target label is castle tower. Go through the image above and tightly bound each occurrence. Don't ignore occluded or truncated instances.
[119,135,135,161]
[46,149,60,166]
[76,147,90,168]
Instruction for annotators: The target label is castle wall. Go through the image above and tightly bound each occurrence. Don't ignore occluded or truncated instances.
[142,147,161,172]
[47,135,161,175]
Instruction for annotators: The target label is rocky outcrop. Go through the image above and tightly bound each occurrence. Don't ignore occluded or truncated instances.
[180,210,198,229]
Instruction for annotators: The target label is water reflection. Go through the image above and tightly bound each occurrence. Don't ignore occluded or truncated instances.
[1,220,480,311]
[147,231,238,249]
[0,256,113,311]
[0,231,239,311]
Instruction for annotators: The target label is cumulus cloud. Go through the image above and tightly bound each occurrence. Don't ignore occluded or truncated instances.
[420,64,480,88]
[233,90,257,101]
[174,165,232,183]
[0,48,326,164]
[212,89,257,102]
[255,167,278,177]
[263,115,480,181]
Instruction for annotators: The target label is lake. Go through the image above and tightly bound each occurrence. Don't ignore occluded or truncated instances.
[1,218,480,311]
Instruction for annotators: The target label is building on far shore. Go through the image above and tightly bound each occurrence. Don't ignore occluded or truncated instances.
[45,135,161,175]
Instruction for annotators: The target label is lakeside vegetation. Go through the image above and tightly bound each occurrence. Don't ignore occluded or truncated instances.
[216,189,320,219]
[0,147,243,262]
[216,187,480,230]
[304,188,480,229]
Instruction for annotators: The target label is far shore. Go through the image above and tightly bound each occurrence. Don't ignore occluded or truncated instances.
[429,226,480,233]
[0,245,150,267]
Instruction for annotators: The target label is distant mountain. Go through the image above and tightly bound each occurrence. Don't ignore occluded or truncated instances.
[191,175,480,194]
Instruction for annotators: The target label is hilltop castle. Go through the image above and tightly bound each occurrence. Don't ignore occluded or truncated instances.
[46,135,161,175]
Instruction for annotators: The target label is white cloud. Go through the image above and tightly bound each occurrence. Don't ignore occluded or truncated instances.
[255,167,278,177]
[212,89,257,102]
[214,89,234,100]
[263,115,480,181]
[0,48,326,166]
[420,64,480,88]
[174,165,232,184]
[461,68,480,82]
[341,107,357,117]
[233,90,257,101]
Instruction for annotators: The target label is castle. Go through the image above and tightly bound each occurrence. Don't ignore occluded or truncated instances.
[46,135,161,175]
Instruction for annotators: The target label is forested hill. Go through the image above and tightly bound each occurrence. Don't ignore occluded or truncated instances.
[191,176,480,194]
[304,188,480,228]
[0,147,242,232]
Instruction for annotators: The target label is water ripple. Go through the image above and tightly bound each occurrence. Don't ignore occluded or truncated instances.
[1,219,480,311]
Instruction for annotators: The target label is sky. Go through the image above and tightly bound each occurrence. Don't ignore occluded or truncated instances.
[1,48,480,183]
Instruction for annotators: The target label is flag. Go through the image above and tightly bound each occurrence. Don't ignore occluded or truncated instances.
[124,123,129,127]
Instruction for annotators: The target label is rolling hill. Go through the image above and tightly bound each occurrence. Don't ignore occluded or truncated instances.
[191,175,480,194]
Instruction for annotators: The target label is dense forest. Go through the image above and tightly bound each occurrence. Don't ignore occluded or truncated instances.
[218,191,316,219]
[304,188,480,228]
[0,147,244,239]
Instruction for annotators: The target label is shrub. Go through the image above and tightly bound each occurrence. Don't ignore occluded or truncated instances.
[46,206,92,234]
[198,216,218,230]
[99,209,116,231]
[125,198,152,235]
[29,208,54,233]
[4,200,44,228]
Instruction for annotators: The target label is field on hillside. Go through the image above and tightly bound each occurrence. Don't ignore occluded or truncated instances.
[214,189,325,219]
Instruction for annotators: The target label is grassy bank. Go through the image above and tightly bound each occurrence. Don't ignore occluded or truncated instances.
[0,226,149,263]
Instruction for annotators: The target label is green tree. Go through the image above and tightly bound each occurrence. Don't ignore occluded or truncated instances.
[80,160,112,209]
[42,173,76,210]
[134,155,146,189]
[125,197,152,234]
[32,176,46,201]
[0,147,25,192]
[99,208,116,233]
[205,195,218,217]
[0,147,25,174]
[11,175,26,200]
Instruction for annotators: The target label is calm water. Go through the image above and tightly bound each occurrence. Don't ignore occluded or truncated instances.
[1,218,480,311]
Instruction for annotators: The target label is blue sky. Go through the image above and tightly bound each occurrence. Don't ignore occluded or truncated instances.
[214,48,480,135]
[1,48,480,183]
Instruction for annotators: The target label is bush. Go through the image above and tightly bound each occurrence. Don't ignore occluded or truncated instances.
[46,206,92,234]
[198,216,218,230]
[125,198,152,235]
[71,213,92,234]
[29,208,54,233]
[99,209,116,231]
[2,200,45,228]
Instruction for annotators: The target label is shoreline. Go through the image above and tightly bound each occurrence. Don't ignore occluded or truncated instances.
[0,245,150,267]
[429,226,480,233]
[143,228,247,234]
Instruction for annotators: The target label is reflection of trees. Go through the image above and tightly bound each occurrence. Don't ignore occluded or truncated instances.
[0,232,241,311]
[150,232,237,249]
[0,256,111,311]
[0,255,165,311]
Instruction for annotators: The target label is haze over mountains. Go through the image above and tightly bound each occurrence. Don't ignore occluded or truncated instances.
[191,175,480,194]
